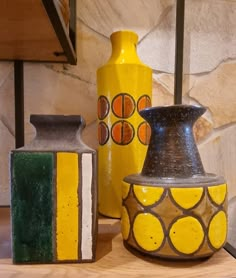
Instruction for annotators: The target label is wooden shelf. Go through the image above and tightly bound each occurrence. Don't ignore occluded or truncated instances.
[0,0,76,64]
[0,208,236,277]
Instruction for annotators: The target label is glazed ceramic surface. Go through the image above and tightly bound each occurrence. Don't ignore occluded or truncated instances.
[11,115,97,264]
[97,30,152,218]
[121,105,227,259]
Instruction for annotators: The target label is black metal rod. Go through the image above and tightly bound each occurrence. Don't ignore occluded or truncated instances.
[224,242,236,259]
[174,0,185,105]
[42,0,77,65]
[14,60,24,148]
[69,0,77,52]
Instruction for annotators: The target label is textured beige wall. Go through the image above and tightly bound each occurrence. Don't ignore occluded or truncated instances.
[0,0,235,205]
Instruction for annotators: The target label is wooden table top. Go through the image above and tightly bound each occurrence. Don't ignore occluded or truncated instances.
[0,207,236,277]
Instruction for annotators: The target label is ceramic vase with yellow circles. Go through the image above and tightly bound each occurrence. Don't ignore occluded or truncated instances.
[121,105,227,259]
[97,30,152,218]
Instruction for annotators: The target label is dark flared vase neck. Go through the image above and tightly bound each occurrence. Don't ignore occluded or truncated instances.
[140,105,206,179]
[30,115,85,142]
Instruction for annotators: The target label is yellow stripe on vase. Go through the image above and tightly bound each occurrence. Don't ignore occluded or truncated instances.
[56,152,79,261]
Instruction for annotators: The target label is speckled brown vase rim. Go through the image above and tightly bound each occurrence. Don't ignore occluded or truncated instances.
[30,114,85,127]
[139,104,207,113]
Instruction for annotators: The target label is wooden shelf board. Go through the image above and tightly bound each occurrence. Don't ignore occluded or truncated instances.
[0,208,236,277]
[0,0,76,64]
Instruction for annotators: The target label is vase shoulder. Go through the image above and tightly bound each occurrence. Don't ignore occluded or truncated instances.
[124,173,226,187]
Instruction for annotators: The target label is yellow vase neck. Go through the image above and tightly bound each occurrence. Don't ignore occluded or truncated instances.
[107,31,144,65]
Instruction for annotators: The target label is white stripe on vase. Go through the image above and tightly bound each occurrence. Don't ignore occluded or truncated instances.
[81,153,93,260]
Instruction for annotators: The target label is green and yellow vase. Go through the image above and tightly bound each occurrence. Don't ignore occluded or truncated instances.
[11,115,97,264]
[121,105,227,259]
[97,30,152,218]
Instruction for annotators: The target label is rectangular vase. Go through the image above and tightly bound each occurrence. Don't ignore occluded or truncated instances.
[10,115,97,264]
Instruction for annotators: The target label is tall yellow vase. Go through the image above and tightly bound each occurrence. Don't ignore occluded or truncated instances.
[97,30,152,218]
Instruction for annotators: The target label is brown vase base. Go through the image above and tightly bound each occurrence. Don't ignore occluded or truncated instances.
[123,241,213,262]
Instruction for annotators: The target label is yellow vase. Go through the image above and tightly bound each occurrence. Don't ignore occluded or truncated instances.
[97,30,152,218]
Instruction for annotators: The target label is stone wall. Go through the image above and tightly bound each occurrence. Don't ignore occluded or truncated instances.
[0,0,235,205]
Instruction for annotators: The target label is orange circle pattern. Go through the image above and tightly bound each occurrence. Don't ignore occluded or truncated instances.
[112,93,135,119]
[97,95,109,120]
[98,94,151,146]
[137,121,151,145]
[98,122,109,145]
[137,95,151,113]
[111,120,134,145]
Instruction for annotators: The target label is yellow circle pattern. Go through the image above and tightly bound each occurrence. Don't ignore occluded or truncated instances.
[170,187,203,209]
[122,182,131,200]
[133,213,164,251]
[133,185,164,206]
[208,211,227,249]
[169,216,204,254]
[208,184,227,205]
[121,206,130,240]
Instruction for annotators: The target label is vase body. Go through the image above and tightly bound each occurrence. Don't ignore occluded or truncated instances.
[11,115,97,264]
[97,30,152,218]
[121,105,227,259]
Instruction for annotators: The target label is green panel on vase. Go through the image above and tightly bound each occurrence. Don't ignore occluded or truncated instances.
[11,152,54,263]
